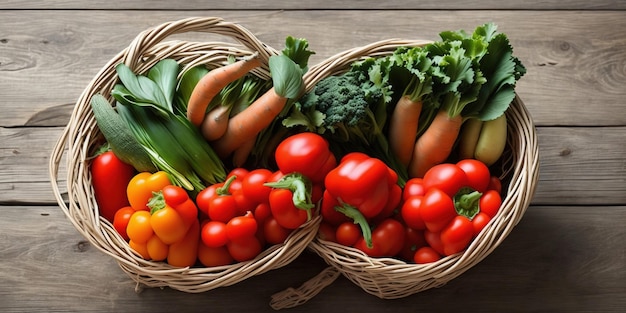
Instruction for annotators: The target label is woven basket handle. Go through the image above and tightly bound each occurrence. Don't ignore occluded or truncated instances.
[122,17,277,69]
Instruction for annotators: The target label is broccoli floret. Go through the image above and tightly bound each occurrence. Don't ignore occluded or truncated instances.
[297,72,384,137]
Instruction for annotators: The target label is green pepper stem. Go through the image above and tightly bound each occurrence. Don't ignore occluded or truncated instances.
[216,175,237,196]
[454,187,482,219]
[334,201,373,249]
[265,173,315,220]
[147,191,166,215]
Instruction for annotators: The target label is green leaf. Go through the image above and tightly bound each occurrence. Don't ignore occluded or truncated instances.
[269,55,304,99]
[282,36,315,72]
[148,59,180,112]
[114,63,169,111]
[176,66,209,113]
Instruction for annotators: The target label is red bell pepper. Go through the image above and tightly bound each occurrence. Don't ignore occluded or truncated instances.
[90,149,136,222]
[265,173,316,229]
[274,132,337,184]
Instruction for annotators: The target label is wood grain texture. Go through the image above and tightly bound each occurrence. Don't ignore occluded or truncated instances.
[1,0,625,10]
[1,205,624,312]
[1,10,626,127]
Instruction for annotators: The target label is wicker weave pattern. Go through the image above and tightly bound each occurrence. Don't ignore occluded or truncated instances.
[48,17,539,301]
[49,17,320,293]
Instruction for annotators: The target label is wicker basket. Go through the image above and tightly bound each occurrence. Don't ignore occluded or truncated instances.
[271,39,539,308]
[48,17,321,293]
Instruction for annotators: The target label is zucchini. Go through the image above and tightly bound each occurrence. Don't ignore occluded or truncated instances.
[90,94,156,172]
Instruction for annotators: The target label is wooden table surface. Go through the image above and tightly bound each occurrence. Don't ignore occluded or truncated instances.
[1,1,625,312]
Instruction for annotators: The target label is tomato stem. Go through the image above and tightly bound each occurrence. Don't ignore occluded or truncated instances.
[334,200,373,248]
[216,175,237,196]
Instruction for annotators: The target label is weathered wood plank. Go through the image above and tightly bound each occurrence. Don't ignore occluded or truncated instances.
[1,10,625,127]
[1,0,625,10]
[2,125,625,206]
[1,204,624,312]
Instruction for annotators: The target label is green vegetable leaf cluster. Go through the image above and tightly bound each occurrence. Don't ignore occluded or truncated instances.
[111,60,227,192]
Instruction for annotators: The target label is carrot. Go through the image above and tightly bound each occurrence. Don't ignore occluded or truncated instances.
[231,136,257,168]
[186,53,262,127]
[408,109,463,178]
[200,104,231,141]
[389,95,423,167]
[211,87,287,158]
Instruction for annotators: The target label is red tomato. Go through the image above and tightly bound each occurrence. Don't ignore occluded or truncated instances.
[227,236,262,262]
[479,190,502,218]
[424,230,445,256]
[226,212,258,241]
[196,183,220,216]
[420,188,457,233]
[422,163,469,197]
[399,227,427,262]
[472,212,492,236]
[198,243,233,267]
[400,195,426,230]
[263,216,292,245]
[317,222,337,242]
[201,220,228,248]
[413,246,442,264]
[208,195,239,223]
[488,175,502,194]
[112,206,135,240]
[275,132,337,184]
[91,151,135,222]
[335,222,361,247]
[403,178,426,200]
[354,219,405,257]
[241,168,273,205]
[456,159,491,192]
[440,215,474,256]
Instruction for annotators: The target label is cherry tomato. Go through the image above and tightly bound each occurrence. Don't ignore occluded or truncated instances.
[400,195,425,230]
[420,188,457,233]
[160,185,198,228]
[263,216,292,245]
[317,222,337,242]
[440,215,474,256]
[399,227,427,262]
[413,246,441,264]
[403,178,426,201]
[227,236,262,262]
[113,206,135,240]
[196,183,222,217]
[198,243,233,267]
[488,175,502,194]
[209,194,239,223]
[479,189,502,218]
[241,169,273,205]
[456,159,491,192]
[354,218,405,257]
[424,230,445,256]
[201,220,228,248]
[335,222,361,247]
[226,212,258,241]
[422,163,469,197]
[472,212,491,236]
